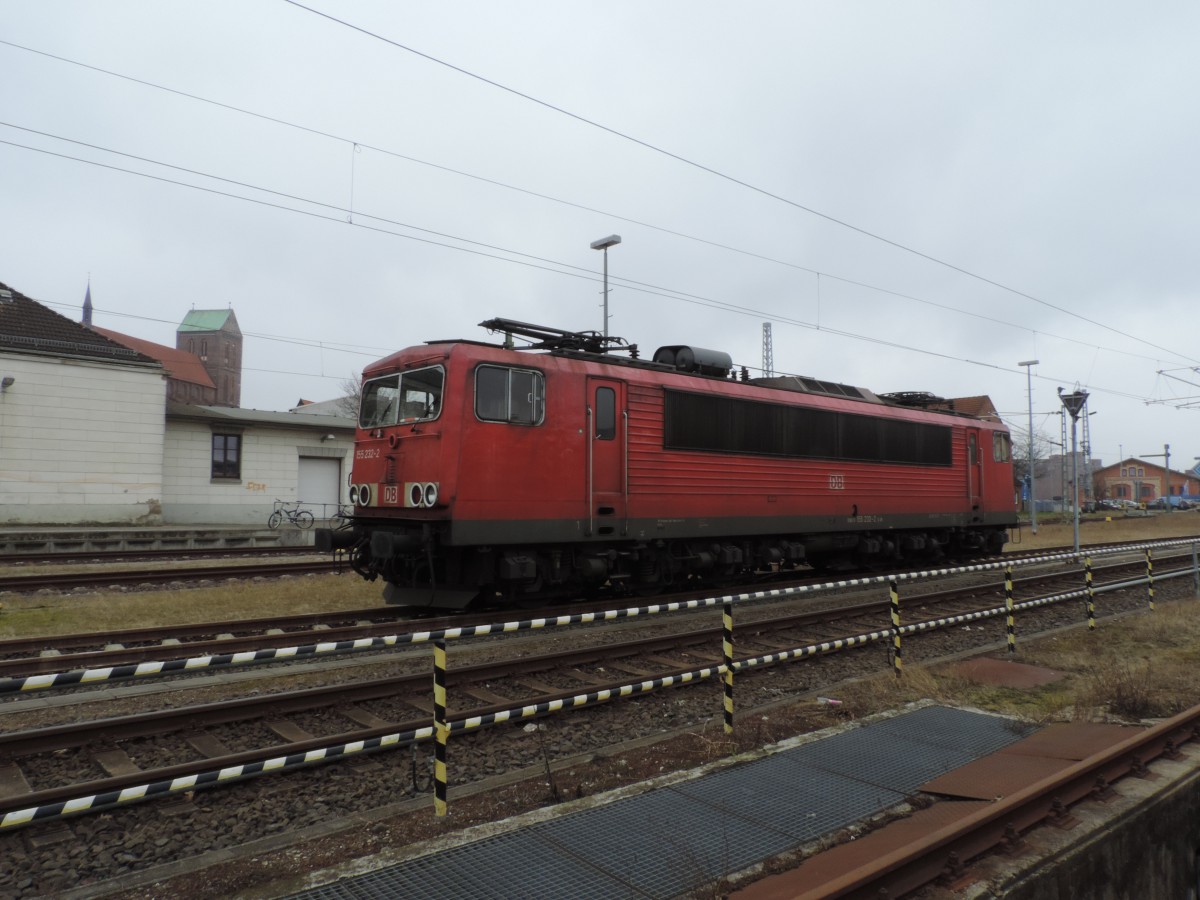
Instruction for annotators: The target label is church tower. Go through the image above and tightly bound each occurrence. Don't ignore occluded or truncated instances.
[177,309,242,407]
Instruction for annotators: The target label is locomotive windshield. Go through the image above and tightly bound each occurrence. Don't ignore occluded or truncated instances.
[359,366,444,428]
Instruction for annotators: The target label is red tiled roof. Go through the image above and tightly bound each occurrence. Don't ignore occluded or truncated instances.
[932,395,1001,421]
[90,326,215,388]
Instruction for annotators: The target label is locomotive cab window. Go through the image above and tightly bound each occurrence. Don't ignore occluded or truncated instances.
[993,432,1011,463]
[359,367,444,429]
[476,365,544,425]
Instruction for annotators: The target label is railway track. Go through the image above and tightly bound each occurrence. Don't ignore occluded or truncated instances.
[1,550,1197,898]
[0,546,323,566]
[0,530,1178,602]
[2,557,1192,832]
[1,548,1189,688]
[0,558,340,593]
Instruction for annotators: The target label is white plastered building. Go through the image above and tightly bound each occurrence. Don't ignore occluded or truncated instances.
[0,281,355,527]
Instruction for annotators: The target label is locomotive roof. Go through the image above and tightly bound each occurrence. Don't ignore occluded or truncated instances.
[363,317,1002,427]
[399,337,997,424]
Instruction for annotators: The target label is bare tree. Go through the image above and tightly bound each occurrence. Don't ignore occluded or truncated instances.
[1010,427,1055,486]
[336,373,361,419]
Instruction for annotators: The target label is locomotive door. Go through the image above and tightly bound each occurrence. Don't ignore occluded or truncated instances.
[587,377,627,536]
[967,428,982,509]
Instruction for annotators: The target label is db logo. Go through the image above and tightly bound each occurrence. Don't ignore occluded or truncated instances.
[383,485,399,505]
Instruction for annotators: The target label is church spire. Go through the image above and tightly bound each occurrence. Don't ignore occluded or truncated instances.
[82,278,93,326]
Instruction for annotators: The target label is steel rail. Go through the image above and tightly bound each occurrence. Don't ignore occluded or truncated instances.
[0,546,320,565]
[0,559,339,591]
[0,623,753,817]
[2,571,1196,830]
[1,555,1188,683]
[0,613,813,757]
[0,606,400,656]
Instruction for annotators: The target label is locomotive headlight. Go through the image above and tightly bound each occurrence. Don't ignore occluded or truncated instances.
[423,482,439,508]
[349,484,360,505]
[409,483,424,508]
[357,484,372,507]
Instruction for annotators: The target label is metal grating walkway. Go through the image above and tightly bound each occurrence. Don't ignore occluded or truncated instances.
[290,706,1034,900]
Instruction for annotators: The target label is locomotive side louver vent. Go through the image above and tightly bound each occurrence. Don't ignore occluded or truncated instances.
[753,375,873,400]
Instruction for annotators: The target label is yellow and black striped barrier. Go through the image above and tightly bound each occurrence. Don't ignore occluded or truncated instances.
[433,640,448,817]
[890,580,902,677]
[1005,565,1015,654]
[4,570,1188,833]
[1085,557,1095,629]
[722,601,734,734]
[1146,548,1155,611]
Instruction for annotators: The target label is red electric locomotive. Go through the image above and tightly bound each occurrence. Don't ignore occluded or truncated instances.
[318,318,1017,609]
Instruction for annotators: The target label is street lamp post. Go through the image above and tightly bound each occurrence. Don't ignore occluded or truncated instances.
[1058,388,1089,554]
[1018,360,1039,534]
[1141,444,1171,508]
[590,234,622,337]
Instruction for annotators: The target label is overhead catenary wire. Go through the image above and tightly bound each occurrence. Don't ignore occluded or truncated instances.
[281,0,1200,368]
[0,40,1190,373]
[0,132,1168,409]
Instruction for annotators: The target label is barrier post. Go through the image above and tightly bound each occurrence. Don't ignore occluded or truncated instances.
[1005,565,1015,654]
[1085,556,1095,630]
[722,600,734,734]
[890,580,902,677]
[433,639,449,817]
[1193,543,1199,597]
[1146,548,1155,611]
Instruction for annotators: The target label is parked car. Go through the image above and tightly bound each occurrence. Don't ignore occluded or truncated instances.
[1148,497,1190,510]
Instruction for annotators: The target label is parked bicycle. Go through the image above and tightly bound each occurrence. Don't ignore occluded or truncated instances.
[267,499,315,529]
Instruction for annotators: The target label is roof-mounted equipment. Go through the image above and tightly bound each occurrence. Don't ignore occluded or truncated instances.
[879,391,948,409]
[653,345,733,378]
[479,318,638,357]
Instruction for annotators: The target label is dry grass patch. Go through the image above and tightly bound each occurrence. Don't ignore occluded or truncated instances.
[829,600,1200,726]
[0,572,384,638]
[1013,512,1200,551]
[1019,602,1200,721]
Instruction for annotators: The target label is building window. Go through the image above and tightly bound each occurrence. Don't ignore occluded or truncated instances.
[1138,467,1145,477]
[212,433,241,479]
[1120,467,1127,477]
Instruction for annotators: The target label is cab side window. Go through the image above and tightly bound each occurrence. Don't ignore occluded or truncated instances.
[476,365,545,425]
[993,432,1011,463]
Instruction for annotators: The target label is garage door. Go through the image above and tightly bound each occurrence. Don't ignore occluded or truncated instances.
[298,457,342,515]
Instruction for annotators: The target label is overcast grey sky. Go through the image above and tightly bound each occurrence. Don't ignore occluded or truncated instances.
[2,2,1198,467]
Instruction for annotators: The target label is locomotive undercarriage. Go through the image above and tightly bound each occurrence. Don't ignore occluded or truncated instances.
[321,521,1010,610]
